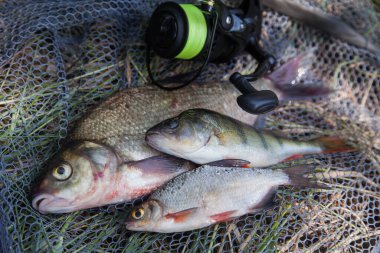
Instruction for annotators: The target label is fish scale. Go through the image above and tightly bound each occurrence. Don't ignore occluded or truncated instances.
[126,165,323,233]
[69,83,257,161]
[69,53,332,161]
[150,166,289,214]
[146,109,354,167]
[32,142,196,213]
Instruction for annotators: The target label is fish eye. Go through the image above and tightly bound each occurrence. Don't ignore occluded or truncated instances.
[52,163,72,181]
[168,119,178,129]
[131,207,145,220]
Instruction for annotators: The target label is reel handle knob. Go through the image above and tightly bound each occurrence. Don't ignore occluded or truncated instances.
[230,72,279,114]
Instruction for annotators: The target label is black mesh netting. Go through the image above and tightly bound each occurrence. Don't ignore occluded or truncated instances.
[0,0,379,252]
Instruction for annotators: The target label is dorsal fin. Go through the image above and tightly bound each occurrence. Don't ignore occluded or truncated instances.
[205,159,251,167]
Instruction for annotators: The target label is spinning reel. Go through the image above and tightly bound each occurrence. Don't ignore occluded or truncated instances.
[146,0,278,114]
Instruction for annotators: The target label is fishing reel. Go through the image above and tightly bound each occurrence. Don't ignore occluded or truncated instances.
[146,0,278,114]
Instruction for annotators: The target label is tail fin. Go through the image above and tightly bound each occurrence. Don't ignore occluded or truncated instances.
[282,165,328,189]
[266,53,333,100]
[316,136,357,154]
[262,0,380,57]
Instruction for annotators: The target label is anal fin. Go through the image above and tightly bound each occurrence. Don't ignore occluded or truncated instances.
[282,154,304,162]
[209,210,237,223]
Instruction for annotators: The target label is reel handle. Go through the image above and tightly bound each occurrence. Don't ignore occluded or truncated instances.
[229,37,279,115]
[230,71,278,115]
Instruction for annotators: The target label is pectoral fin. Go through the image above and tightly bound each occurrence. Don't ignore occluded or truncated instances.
[165,207,198,223]
[215,131,238,146]
[126,155,196,175]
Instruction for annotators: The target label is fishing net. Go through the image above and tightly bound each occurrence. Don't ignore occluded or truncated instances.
[0,0,379,252]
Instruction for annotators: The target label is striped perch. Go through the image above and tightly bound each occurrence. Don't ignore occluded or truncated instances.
[146,109,355,167]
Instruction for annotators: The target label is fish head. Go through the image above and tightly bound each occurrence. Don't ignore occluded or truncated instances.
[146,109,213,157]
[32,141,119,214]
[125,200,164,231]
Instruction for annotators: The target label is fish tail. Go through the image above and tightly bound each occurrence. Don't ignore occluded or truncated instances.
[281,136,355,162]
[266,53,333,100]
[282,165,328,189]
[316,136,356,154]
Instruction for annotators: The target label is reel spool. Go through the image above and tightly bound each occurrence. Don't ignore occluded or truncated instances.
[146,0,279,114]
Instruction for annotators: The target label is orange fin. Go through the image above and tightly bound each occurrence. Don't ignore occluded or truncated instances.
[317,136,356,154]
[209,210,237,223]
[282,154,304,162]
[165,208,197,223]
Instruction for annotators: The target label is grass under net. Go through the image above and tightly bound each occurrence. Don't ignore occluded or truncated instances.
[1,0,380,252]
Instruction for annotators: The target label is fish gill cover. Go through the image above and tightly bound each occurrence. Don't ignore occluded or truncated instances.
[0,0,379,252]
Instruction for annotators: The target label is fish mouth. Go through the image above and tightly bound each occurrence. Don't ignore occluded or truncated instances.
[145,131,163,147]
[146,131,183,156]
[32,193,72,214]
[125,220,144,231]
[146,130,161,137]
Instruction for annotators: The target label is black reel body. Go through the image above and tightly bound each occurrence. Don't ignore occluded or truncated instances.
[146,0,278,114]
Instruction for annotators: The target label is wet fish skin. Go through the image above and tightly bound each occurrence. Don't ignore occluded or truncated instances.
[35,53,329,213]
[125,164,322,233]
[69,82,256,161]
[32,141,194,214]
[146,109,352,167]
[69,54,330,161]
